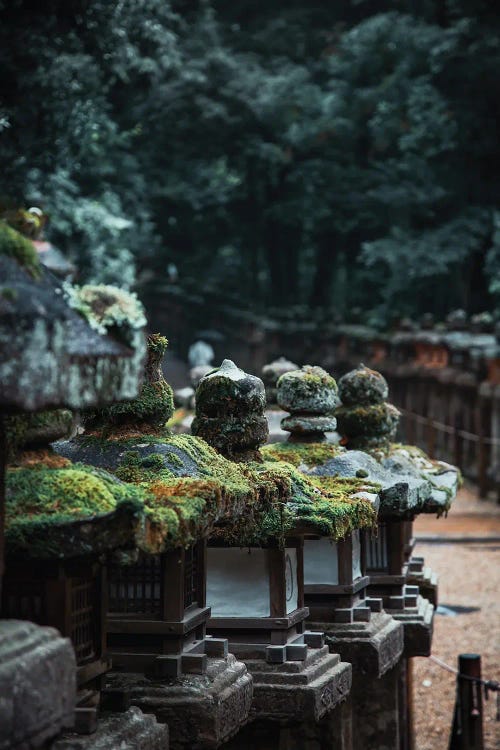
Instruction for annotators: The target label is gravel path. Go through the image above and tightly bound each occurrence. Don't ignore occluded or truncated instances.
[413,539,500,749]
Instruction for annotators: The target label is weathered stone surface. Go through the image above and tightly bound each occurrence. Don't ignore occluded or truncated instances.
[308,451,431,518]
[335,365,400,451]
[281,415,337,435]
[262,357,299,404]
[104,654,252,750]
[406,564,438,606]
[277,366,339,415]
[314,613,404,679]
[277,366,339,441]
[349,662,401,750]
[246,646,351,724]
[390,595,434,657]
[193,359,268,459]
[0,620,76,750]
[0,254,147,412]
[337,365,388,406]
[55,436,201,477]
[52,707,169,750]
[14,409,75,449]
[382,447,459,514]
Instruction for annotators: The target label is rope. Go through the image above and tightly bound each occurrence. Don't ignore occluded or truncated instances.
[429,655,499,692]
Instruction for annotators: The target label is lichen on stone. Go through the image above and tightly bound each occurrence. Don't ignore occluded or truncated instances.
[261,441,344,469]
[63,281,147,344]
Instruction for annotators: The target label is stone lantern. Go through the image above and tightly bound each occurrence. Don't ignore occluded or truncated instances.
[56,343,254,749]
[334,364,459,750]
[0,222,169,749]
[194,361,352,748]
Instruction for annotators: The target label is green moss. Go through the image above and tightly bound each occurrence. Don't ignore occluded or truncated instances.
[142,477,224,548]
[0,221,41,278]
[148,333,168,355]
[0,286,18,301]
[261,441,343,469]
[5,463,141,528]
[212,459,377,547]
[86,381,174,428]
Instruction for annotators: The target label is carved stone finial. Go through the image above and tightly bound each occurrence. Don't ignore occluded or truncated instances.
[82,333,174,430]
[192,359,268,460]
[261,356,298,405]
[335,364,400,450]
[277,365,339,442]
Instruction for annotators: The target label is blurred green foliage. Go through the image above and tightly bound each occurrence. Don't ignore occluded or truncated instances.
[0,0,498,323]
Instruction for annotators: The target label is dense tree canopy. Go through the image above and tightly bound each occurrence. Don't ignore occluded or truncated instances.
[0,0,498,325]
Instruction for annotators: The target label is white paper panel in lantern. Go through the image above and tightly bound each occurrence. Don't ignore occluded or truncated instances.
[303,539,339,585]
[352,530,362,580]
[285,548,298,613]
[207,547,270,617]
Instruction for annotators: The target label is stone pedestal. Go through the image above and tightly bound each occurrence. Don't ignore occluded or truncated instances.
[315,612,403,679]
[349,662,402,750]
[389,595,434,657]
[406,556,438,606]
[222,648,351,750]
[307,614,404,750]
[52,707,169,750]
[103,654,252,750]
[0,620,76,750]
[248,645,351,724]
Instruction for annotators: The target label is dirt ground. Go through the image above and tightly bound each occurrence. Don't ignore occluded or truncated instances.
[412,486,500,749]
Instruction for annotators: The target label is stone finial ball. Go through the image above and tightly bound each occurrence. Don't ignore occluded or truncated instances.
[338,364,388,407]
[195,359,266,416]
[277,365,338,414]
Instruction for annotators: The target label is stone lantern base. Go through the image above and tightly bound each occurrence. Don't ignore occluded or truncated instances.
[406,556,439,606]
[52,707,169,750]
[102,654,253,750]
[388,595,434,657]
[0,620,76,750]
[306,613,404,750]
[247,645,351,724]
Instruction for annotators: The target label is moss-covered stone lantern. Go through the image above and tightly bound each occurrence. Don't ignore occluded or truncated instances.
[334,365,459,750]
[55,342,254,749]
[0,221,168,750]
[195,361,354,748]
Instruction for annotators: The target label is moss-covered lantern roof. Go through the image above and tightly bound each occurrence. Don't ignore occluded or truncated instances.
[262,440,459,519]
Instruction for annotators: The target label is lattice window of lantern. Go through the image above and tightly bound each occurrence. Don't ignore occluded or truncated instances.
[70,577,98,665]
[184,544,199,609]
[366,525,388,572]
[108,554,162,616]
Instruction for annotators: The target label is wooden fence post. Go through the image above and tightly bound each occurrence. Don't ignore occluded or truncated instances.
[449,654,484,750]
